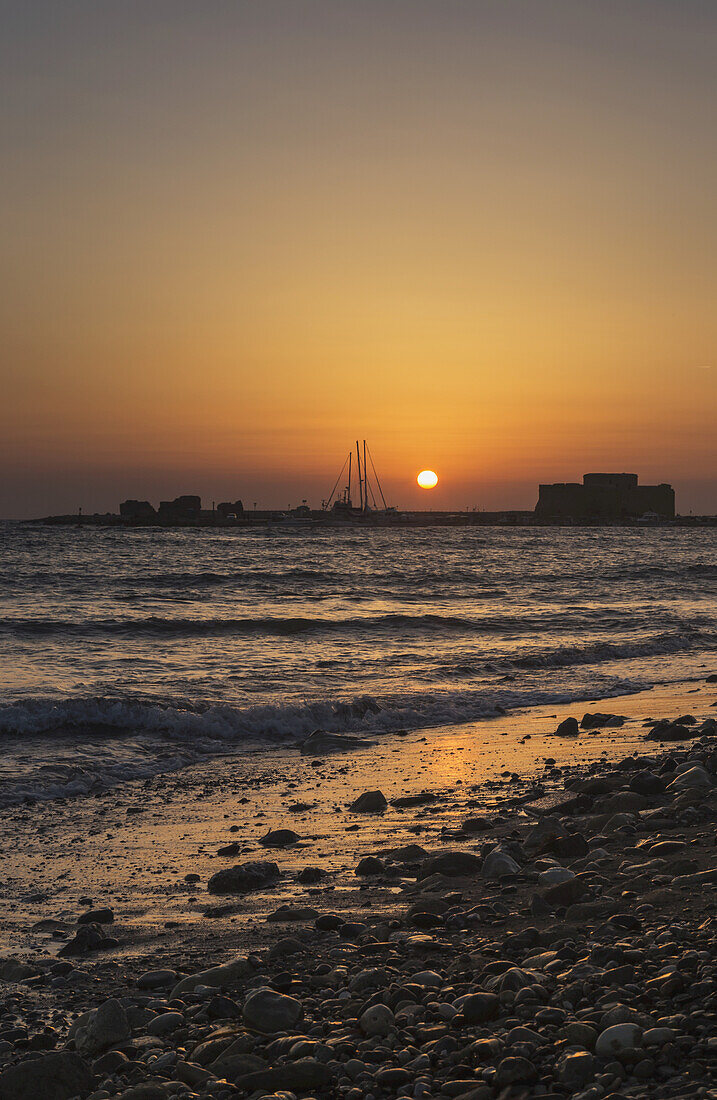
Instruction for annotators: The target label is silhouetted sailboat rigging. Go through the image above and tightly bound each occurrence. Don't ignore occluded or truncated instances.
[322,440,392,517]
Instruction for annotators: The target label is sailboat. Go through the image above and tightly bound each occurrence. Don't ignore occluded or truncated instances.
[322,440,393,520]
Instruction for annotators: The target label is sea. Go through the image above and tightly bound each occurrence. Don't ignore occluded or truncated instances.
[0,522,715,805]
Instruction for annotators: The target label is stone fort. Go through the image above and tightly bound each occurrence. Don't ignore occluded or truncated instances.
[535,473,675,521]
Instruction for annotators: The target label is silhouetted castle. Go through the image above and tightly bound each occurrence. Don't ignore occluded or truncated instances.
[156,495,201,520]
[119,495,243,524]
[217,500,244,518]
[121,495,201,521]
[119,499,156,520]
[535,473,675,522]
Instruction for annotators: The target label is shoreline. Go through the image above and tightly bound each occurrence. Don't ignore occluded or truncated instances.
[1,674,712,810]
[1,676,716,1097]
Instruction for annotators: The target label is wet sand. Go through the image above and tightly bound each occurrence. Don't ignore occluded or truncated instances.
[2,679,713,962]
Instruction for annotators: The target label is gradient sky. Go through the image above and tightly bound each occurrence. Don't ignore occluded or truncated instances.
[2,0,716,518]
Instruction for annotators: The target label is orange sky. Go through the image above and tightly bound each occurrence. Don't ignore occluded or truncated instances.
[1,2,715,517]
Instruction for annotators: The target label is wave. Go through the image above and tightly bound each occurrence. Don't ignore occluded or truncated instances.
[4,560,713,595]
[133,568,336,589]
[1,610,713,640]
[0,676,646,806]
[506,629,717,670]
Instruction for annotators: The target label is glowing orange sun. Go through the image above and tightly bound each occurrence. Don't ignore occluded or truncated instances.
[417,469,438,489]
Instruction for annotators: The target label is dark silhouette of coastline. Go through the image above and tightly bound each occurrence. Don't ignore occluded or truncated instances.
[23,473,717,527]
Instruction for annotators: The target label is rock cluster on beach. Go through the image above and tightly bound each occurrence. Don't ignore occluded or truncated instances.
[3,712,717,1099]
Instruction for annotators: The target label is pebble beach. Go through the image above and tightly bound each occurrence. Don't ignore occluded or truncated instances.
[2,678,717,1100]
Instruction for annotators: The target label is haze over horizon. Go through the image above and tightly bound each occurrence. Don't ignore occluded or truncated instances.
[2,1,716,519]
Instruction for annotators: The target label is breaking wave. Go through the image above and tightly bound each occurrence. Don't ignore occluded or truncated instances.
[0,677,647,806]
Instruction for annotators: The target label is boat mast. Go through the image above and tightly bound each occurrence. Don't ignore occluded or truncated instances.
[363,439,368,513]
[347,451,352,505]
[356,440,363,511]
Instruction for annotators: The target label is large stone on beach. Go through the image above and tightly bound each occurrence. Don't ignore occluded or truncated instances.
[672,867,717,889]
[232,1057,330,1092]
[349,967,393,992]
[267,904,319,921]
[74,997,130,1055]
[207,1047,267,1079]
[555,717,579,737]
[630,770,666,795]
[390,843,429,861]
[300,730,377,755]
[564,1021,598,1048]
[147,1011,184,1036]
[391,791,438,807]
[604,812,637,832]
[558,1051,596,1088]
[0,958,37,982]
[496,1056,538,1085]
[77,906,114,924]
[355,856,385,875]
[667,765,712,790]
[547,831,590,858]
[600,791,648,813]
[577,773,624,796]
[462,815,493,833]
[485,967,543,993]
[297,865,327,883]
[192,1034,251,1066]
[137,968,177,989]
[595,1023,642,1060]
[543,874,590,907]
[482,848,520,879]
[539,867,575,885]
[260,829,299,847]
[461,993,499,1023]
[645,721,693,741]
[523,818,566,854]
[360,1004,395,1036]
[171,954,254,998]
[0,1052,93,1100]
[207,860,280,894]
[523,790,581,816]
[645,838,686,857]
[349,790,387,813]
[243,987,303,1033]
[418,851,482,879]
[581,712,626,728]
[58,921,116,956]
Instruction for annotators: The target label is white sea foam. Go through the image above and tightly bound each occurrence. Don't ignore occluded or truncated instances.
[0,679,645,742]
[0,678,651,807]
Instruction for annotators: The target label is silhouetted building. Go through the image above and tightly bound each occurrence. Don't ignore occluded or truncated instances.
[120,499,156,519]
[158,495,202,520]
[536,473,675,522]
[216,500,244,518]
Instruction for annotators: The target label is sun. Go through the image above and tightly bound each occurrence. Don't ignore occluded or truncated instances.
[417,469,438,489]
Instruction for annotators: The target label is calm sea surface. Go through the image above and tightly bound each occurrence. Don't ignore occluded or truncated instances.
[0,523,715,802]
